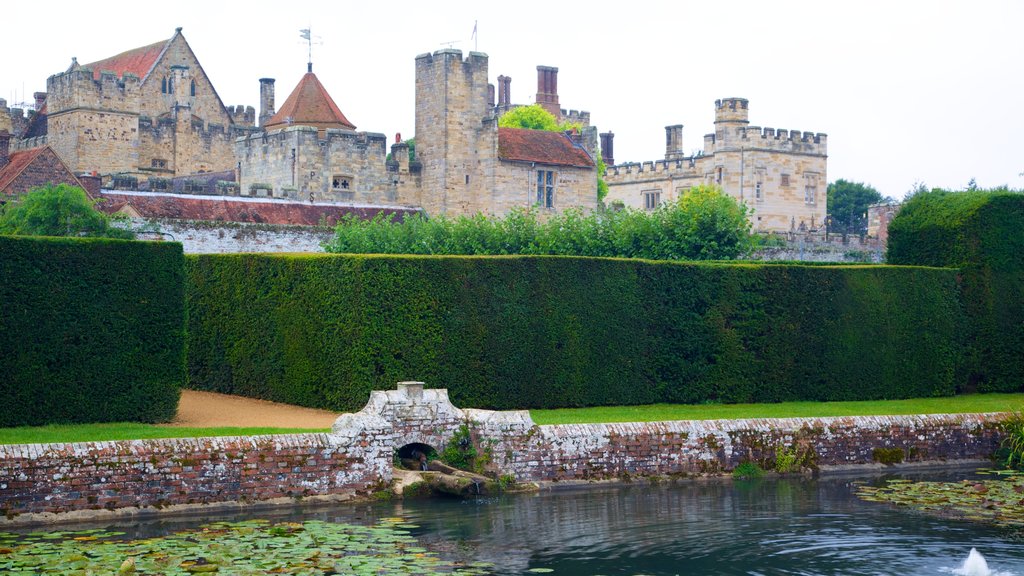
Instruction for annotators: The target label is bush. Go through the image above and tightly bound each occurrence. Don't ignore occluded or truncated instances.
[0,235,184,426]
[887,188,1024,392]
[186,254,961,412]
[325,186,754,261]
[0,184,134,239]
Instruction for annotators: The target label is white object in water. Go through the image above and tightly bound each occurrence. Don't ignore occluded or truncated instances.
[957,548,992,576]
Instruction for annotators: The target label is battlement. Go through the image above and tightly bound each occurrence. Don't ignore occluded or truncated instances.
[415,49,489,68]
[561,109,590,126]
[603,156,703,181]
[139,113,255,142]
[714,97,749,123]
[237,125,387,150]
[228,104,255,127]
[721,125,828,154]
[46,67,140,114]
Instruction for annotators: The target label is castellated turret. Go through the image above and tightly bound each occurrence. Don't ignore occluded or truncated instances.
[414,49,490,215]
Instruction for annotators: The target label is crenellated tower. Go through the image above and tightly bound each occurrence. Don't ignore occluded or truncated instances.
[414,49,491,215]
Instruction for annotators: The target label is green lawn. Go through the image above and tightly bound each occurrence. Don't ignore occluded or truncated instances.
[529,393,1024,425]
[2,394,1020,445]
[0,423,327,446]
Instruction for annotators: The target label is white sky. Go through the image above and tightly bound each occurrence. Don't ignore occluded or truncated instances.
[3,0,1022,199]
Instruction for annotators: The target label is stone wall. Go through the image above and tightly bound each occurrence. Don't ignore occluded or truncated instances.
[0,383,1007,522]
[134,219,333,253]
[0,432,390,518]
[472,412,1005,481]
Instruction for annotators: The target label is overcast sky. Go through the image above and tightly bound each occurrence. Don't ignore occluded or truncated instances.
[3,0,1021,199]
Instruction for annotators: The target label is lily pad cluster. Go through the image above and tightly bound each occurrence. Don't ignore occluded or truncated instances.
[856,471,1024,528]
[0,518,494,575]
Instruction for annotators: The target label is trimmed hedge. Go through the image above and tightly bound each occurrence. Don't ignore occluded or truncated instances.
[888,190,1024,392]
[0,236,185,426]
[186,254,962,411]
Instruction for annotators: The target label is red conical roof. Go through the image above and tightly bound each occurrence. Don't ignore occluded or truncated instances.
[265,71,356,131]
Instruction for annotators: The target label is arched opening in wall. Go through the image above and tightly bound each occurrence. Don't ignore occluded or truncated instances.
[397,443,437,471]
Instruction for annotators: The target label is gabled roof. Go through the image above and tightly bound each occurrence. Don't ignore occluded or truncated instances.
[497,127,594,169]
[0,146,84,195]
[84,38,170,82]
[96,190,417,226]
[265,71,356,131]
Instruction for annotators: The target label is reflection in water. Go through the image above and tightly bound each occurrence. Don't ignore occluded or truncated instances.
[26,467,1023,576]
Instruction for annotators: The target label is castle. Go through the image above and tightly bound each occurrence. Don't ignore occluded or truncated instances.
[602,98,827,232]
[2,28,827,233]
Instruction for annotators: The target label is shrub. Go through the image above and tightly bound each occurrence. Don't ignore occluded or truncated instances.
[732,461,764,480]
[0,235,184,426]
[185,254,961,411]
[887,189,1024,392]
[325,186,754,261]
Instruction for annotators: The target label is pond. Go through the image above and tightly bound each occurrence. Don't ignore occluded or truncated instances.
[2,466,1022,575]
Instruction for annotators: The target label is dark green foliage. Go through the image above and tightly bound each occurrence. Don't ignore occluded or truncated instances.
[871,447,905,465]
[0,184,134,239]
[826,179,886,235]
[186,254,961,411]
[0,235,184,426]
[326,186,754,261]
[887,189,1024,392]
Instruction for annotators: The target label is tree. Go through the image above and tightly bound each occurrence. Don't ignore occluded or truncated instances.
[0,184,134,239]
[826,179,886,235]
[497,104,561,131]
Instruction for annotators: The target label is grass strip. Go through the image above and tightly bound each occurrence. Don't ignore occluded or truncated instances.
[529,393,1024,425]
[0,423,329,445]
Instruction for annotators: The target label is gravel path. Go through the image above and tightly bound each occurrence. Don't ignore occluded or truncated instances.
[165,390,340,429]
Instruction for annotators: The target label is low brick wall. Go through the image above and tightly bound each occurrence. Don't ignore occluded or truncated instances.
[0,383,1008,522]
[470,413,1007,481]
[0,432,390,518]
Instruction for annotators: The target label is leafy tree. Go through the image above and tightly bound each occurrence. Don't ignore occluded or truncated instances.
[826,179,887,235]
[0,184,134,239]
[498,104,561,131]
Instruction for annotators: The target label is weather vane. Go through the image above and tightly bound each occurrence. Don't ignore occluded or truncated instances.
[299,27,322,72]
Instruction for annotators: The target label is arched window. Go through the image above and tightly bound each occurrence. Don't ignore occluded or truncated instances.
[168,76,174,93]
[190,79,196,97]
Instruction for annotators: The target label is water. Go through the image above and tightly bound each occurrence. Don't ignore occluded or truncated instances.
[10,467,1024,575]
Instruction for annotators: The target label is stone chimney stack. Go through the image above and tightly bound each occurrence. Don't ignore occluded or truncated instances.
[665,124,684,160]
[536,66,559,118]
[33,92,47,111]
[259,78,276,127]
[0,130,11,171]
[599,131,615,166]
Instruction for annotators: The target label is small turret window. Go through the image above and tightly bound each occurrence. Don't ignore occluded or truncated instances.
[190,80,196,97]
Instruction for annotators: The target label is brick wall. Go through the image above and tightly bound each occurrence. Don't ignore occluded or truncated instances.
[0,431,390,518]
[471,412,1006,481]
[0,383,1007,521]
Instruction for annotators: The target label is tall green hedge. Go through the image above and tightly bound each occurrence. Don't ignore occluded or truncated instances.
[888,190,1024,392]
[0,236,184,426]
[186,254,961,411]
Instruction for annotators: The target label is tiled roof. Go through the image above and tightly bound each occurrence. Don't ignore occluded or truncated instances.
[84,38,168,81]
[0,147,51,194]
[96,191,418,226]
[265,72,356,131]
[497,128,594,168]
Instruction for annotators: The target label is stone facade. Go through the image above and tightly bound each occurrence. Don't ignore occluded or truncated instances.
[0,383,1007,523]
[409,50,597,217]
[237,126,396,203]
[605,98,828,233]
[40,29,255,182]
